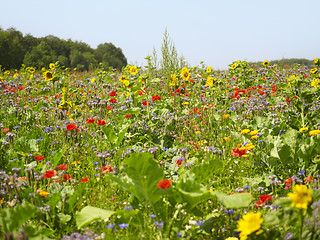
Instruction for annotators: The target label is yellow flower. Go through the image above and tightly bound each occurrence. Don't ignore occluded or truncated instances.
[4,70,10,75]
[225,238,238,240]
[169,74,178,86]
[120,75,127,82]
[28,67,35,73]
[231,63,237,70]
[311,78,319,88]
[262,60,269,67]
[195,131,201,135]
[249,130,259,136]
[314,58,319,64]
[43,71,54,81]
[49,63,56,70]
[288,184,312,209]
[251,135,258,139]
[223,114,230,119]
[299,127,308,133]
[129,66,138,75]
[0,76,3,82]
[310,68,318,74]
[181,66,190,80]
[91,77,96,83]
[39,189,49,197]
[241,129,250,134]
[206,76,214,87]
[72,161,81,165]
[206,66,212,73]
[123,80,130,86]
[309,130,320,136]
[182,102,189,105]
[237,212,263,240]
[13,73,19,78]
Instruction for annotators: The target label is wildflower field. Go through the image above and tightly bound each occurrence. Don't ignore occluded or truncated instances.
[1,58,320,240]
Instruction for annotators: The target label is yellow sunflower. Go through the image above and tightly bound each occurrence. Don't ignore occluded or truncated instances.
[181,66,190,80]
[262,60,269,67]
[129,66,138,75]
[43,71,54,81]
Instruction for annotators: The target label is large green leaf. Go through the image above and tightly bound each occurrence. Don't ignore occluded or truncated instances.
[122,152,164,204]
[0,204,38,233]
[75,206,114,229]
[176,179,213,216]
[214,192,252,209]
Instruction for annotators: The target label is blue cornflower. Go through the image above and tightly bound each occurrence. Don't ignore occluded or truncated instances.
[154,221,163,227]
[124,206,132,210]
[177,232,183,237]
[106,223,115,229]
[119,223,129,229]
[243,186,250,190]
[298,169,305,175]
[149,214,156,218]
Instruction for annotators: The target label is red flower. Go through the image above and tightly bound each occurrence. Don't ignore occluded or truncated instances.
[67,123,76,131]
[151,95,161,101]
[86,118,95,124]
[255,194,272,208]
[81,177,89,183]
[231,148,247,157]
[101,165,113,174]
[305,175,314,183]
[286,98,291,103]
[142,100,150,106]
[107,106,112,110]
[109,98,116,103]
[62,174,72,180]
[97,120,106,125]
[57,164,68,170]
[109,91,117,97]
[43,170,56,179]
[34,155,45,161]
[137,90,143,95]
[156,179,172,189]
[125,114,132,119]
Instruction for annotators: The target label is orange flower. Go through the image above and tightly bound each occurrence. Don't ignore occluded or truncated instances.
[57,164,68,170]
[156,179,172,189]
[43,170,56,179]
[62,174,72,180]
[2,128,9,133]
[86,118,95,124]
[97,120,106,125]
[81,177,89,183]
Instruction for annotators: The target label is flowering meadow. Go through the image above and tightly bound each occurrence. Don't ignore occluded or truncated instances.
[1,59,320,240]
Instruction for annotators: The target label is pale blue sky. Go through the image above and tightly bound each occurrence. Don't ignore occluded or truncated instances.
[1,0,319,69]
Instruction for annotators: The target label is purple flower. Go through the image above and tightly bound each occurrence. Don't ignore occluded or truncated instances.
[154,221,163,227]
[119,223,129,229]
[106,223,115,229]
[124,206,132,210]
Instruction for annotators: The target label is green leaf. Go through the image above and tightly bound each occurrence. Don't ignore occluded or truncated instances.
[214,192,252,209]
[57,213,71,224]
[0,204,38,233]
[122,153,164,204]
[75,206,114,229]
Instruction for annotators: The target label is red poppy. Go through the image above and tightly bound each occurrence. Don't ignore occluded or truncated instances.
[86,118,95,124]
[231,148,247,157]
[67,123,76,131]
[34,155,45,161]
[62,174,72,180]
[284,178,292,184]
[52,180,61,184]
[81,177,89,183]
[101,165,113,174]
[2,128,9,133]
[107,106,112,110]
[156,179,172,189]
[125,114,132,119]
[142,100,150,106]
[57,164,68,170]
[109,98,116,103]
[286,98,291,103]
[43,170,56,179]
[109,91,117,97]
[151,95,161,101]
[97,120,106,125]
[137,90,143,95]
[18,86,24,91]
[305,175,314,183]
[255,194,272,208]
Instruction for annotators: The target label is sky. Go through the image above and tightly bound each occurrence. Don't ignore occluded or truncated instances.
[0,0,319,69]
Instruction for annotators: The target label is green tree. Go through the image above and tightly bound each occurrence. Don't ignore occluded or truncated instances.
[95,43,127,69]
[23,41,56,68]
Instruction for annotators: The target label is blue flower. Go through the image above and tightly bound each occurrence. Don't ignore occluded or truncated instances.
[106,223,115,229]
[119,223,129,229]
[124,206,132,210]
[243,186,250,190]
[149,214,156,218]
[298,169,305,176]
[154,221,163,227]
[177,232,183,237]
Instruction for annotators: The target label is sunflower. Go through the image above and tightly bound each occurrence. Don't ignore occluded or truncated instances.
[129,66,138,75]
[314,58,319,64]
[120,75,127,82]
[310,68,318,74]
[206,66,212,73]
[181,66,190,80]
[231,64,237,70]
[28,67,35,73]
[262,60,269,67]
[49,63,56,70]
[43,71,54,81]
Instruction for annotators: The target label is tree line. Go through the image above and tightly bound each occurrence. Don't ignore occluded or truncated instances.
[249,58,314,68]
[0,27,127,71]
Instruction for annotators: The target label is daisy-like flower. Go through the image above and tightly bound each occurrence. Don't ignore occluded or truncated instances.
[310,68,318,74]
[129,65,138,75]
[206,66,212,73]
[181,66,190,80]
[311,78,319,88]
[49,63,56,70]
[288,184,312,209]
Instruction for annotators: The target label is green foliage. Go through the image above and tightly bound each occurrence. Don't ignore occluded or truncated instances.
[75,206,114,229]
